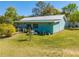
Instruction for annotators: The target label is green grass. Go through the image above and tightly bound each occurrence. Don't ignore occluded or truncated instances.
[0,30,79,56]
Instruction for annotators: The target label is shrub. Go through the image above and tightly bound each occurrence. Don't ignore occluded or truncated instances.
[0,23,16,37]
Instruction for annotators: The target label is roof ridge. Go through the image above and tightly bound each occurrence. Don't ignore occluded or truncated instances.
[25,14,65,18]
[19,14,65,22]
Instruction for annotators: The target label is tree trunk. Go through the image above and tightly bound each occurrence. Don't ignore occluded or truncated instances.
[28,27,32,41]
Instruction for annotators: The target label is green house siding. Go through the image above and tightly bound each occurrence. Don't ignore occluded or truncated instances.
[53,22,60,33]
[53,19,65,34]
[37,23,53,34]
[59,18,65,31]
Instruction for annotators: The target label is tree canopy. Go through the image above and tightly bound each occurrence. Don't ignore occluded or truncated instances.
[1,6,25,24]
[32,1,61,16]
[0,16,6,24]
[4,6,17,23]
[69,11,79,22]
[62,3,78,16]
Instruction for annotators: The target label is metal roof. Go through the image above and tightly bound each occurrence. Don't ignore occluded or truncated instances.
[19,15,65,22]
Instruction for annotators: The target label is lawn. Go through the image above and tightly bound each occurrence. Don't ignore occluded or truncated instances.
[0,30,79,57]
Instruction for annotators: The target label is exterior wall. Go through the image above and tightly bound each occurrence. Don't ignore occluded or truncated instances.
[15,23,53,34]
[37,23,53,34]
[67,22,79,28]
[53,22,60,33]
[59,18,65,31]
[53,19,65,33]
[15,23,27,32]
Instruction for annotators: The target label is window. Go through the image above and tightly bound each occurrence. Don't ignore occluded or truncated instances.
[27,24,31,29]
[33,24,38,28]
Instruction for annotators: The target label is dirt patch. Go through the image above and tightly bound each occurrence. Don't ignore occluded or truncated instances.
[62,49,79,56]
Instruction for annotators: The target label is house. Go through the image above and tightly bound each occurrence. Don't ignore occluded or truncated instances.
[67,22,79,28]
[14,15,67,34]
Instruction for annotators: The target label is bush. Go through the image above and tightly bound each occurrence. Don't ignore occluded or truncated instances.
[0,23,16,37]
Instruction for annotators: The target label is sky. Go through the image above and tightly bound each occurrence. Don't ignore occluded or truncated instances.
[0,1,79,16]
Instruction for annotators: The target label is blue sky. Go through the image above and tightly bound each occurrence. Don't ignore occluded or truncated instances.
[0,1,79,16]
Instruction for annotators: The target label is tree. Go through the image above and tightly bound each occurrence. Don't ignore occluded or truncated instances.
[62,3,78,16]
[42,3,60,15]
[0,16,5,24]
[28,27,32,41]
[4,6,17,23]
[32,1,46,16]
[32,1,60,16]
[69,11,79,27]
[16,16,26,21]
[69,11,79,22]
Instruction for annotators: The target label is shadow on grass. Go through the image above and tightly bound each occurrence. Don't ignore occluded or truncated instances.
[17,39,31,42]
[0,36,10,39]
[66,28,79,31]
